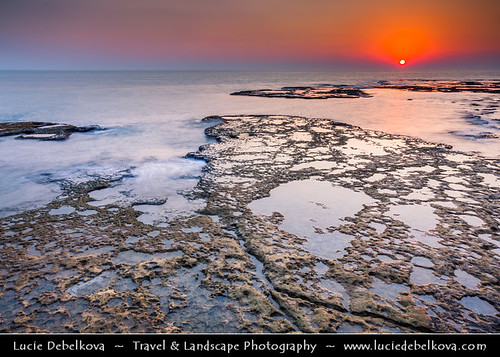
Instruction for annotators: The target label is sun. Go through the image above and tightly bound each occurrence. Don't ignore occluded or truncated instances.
[399,59,406,65]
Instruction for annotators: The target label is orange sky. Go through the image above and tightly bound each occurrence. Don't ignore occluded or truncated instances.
[359,0,500,65]
[0,0,498,69]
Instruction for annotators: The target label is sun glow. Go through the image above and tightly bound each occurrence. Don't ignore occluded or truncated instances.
[367,24,435,67]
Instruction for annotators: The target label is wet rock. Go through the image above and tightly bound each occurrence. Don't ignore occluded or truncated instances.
[1,114,499,334]
[131,198,167,206]
[186,114,499,332]
[0,121,103,141]
[449,131,499,140]
[372,80,500,94]
[231,85,372,99]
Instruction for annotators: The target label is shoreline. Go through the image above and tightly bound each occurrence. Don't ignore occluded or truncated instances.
[1,114,498,333]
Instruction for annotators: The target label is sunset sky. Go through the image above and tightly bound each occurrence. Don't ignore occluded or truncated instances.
[0,0,499,70]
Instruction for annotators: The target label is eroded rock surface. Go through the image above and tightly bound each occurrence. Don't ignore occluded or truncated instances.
[0,115,499,333]
[189,115,500,332]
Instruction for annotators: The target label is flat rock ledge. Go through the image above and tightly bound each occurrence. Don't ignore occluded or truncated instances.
[372,80,500,93]
[0,121,103,141]
[231,85,371,99]
[1,114,498,334]
[231,80,500,100]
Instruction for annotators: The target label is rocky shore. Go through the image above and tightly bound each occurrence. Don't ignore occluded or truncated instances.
[372,80,500,93]
[231,85,371,99]
[1,114,498,333]
[229,81,500,100]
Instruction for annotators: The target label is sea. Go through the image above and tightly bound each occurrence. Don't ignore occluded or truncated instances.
[0,69,499,219]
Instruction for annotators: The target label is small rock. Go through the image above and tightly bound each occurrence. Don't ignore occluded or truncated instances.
[0,121,103,141]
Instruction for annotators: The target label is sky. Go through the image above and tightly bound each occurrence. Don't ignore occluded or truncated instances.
[0,0,499,70]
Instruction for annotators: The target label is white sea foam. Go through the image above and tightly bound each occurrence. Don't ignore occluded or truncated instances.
[88,158,205,217]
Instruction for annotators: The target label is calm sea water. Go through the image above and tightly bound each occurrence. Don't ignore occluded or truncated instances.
[0,70,499,218]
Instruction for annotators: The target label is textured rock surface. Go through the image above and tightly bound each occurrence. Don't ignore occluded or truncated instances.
[0,115,498,333]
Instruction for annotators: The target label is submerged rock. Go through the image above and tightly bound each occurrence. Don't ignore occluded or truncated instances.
[0,121,103,141]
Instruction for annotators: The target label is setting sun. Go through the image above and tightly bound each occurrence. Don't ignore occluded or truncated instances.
[399,59,406,65]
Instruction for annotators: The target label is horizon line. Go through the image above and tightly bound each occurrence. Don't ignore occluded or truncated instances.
[1,65,500,72]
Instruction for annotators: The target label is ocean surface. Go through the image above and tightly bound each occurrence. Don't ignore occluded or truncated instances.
[0,70,499,219]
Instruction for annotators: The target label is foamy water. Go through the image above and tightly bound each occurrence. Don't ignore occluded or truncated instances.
[0,70,498,217]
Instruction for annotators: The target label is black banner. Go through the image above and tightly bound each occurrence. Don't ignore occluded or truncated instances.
[1,333,498,356]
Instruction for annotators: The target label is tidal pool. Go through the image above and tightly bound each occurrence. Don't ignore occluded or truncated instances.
[249,179,375,259]
[249,179,375,234]
[459,296,498,316]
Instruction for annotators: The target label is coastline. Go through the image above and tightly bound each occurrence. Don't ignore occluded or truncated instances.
[1,114,498,333]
